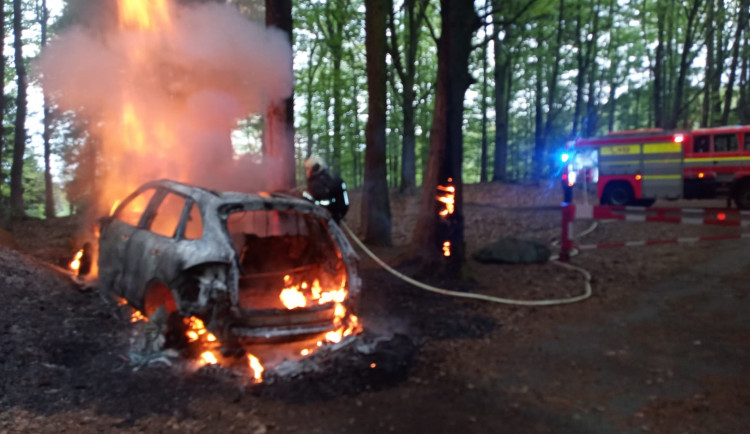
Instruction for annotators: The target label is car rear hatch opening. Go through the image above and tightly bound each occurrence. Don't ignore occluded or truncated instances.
[224,207,358,343]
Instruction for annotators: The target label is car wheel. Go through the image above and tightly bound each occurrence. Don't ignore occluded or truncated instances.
[601,182,634,206]
[143,282,187,349]
[144,282,178,316]
[734,180,750,210]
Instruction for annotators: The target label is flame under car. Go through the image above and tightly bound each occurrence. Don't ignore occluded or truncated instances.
[98,180,360,347]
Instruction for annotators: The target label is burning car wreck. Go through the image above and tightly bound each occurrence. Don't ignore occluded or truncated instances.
[97,179,361,362]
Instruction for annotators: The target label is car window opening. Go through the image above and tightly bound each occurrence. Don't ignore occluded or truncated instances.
[226,209,346,310]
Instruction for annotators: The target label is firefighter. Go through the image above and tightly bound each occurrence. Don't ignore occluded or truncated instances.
[304,156,349,223]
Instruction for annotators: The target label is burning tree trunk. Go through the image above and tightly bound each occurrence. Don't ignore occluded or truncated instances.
[9,0,28,218]
[265,0,295,191]
[362,0,392,246]
[411,0,478,274]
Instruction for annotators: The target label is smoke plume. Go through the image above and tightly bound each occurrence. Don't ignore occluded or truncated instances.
[38,1,293,211]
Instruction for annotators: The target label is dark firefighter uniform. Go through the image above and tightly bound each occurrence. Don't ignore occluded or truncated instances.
[304,157,349,223]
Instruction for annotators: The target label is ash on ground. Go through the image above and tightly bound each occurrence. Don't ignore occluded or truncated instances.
[256,330,419,402]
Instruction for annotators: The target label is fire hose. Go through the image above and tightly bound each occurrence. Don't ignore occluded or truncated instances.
[341,222,592,306]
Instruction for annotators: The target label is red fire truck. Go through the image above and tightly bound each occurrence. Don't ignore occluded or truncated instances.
[562,126,750,209]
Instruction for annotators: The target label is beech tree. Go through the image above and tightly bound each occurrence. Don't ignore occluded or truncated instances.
[0,0,5,216]
[38,0,55,218]
[10,0,28,218]
[362,0,392,245]
[411,0,479,274]
[265,0,296,190]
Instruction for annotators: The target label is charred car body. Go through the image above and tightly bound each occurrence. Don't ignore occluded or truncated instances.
[98,180,360,346]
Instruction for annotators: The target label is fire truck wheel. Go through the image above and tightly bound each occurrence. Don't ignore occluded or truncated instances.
[734,181,750,210]
[633,198,656,207]
[601,182,634,206]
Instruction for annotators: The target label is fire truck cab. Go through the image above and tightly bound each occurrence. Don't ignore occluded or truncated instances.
[563,126,750,209]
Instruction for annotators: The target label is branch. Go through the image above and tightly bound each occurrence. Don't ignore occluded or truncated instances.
[423,3,439,44]
[387,68,404,107]
[417,82,434,102]
[387,3,406,84]
[497,0,540,27]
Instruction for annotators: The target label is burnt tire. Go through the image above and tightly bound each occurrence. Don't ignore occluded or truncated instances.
[143,282,187,349]
[601,182,634,206]
[144,282,178,316]
[734,180,750,210]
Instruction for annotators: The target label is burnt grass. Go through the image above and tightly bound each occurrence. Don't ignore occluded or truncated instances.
[3,183,750,433]
[0,219,495,420]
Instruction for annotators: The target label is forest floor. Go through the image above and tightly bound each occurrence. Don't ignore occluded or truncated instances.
[2,181,750,433]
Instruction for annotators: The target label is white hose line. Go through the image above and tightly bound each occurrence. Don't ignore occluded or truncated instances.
[341,223,592,306]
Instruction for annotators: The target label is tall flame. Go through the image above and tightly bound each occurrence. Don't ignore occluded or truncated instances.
[247,354,264,382]
[437,180,456,217]
[118,0,172,31]
[69,249,84,272]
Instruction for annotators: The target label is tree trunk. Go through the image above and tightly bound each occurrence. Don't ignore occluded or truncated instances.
[701,0,714,127]
[350,67,362,188]
[479,17,488,183]
[362,0,392,246]
[265,0,295,191]
[389,0,427,193]
[668,0,701,129]
[491,16,510,182]
[571,11,584,138]
[305,43,320,158]
[411,0,478,274]
[535,0,564,177]
[584,1,601,137]
[720,0,747,125]
[332,52,343,174]
[0,2,5,217]
[39,0,54,219]
[653,4,665,127]
[739,33,750,124]
[606,0,618,132]
[10,0,28,218]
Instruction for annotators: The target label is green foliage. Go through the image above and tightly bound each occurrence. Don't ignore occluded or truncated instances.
[1,0,747,223]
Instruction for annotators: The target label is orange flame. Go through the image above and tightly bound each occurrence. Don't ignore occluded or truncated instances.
[278,275,361,349]
[200,351,217,365]
[109,199,122,217]
[279,287,307,310]
[69,249,84,272]
[184,317,217,343]
[437,182,455,217]
[118,0,172,31]
[442,241,451,257]
[247,354,264,382]
[131,310,148,323]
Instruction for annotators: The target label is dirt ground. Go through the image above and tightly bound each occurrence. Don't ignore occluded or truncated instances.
[2,182,750,433]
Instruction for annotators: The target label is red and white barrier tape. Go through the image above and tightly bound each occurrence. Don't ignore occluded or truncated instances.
[559,203,750,261]
[574,204,750,227]
[577,233,750,251]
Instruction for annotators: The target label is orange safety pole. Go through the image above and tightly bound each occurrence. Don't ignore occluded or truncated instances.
[560,202,575,262]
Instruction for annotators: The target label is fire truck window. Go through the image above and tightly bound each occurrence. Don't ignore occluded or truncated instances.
[744,134,750,151]
[714,134,738,152]
[116,188,156,227]
[694,135,710,153]
[150,193,187,238]
[184,203,203,240]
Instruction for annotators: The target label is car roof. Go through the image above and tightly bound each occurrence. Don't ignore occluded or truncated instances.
[141,179,323,215]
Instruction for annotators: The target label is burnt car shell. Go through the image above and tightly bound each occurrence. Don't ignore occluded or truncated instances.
[98,179,360,344]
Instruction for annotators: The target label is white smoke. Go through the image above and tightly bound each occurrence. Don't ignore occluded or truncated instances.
[37,1,293,207]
